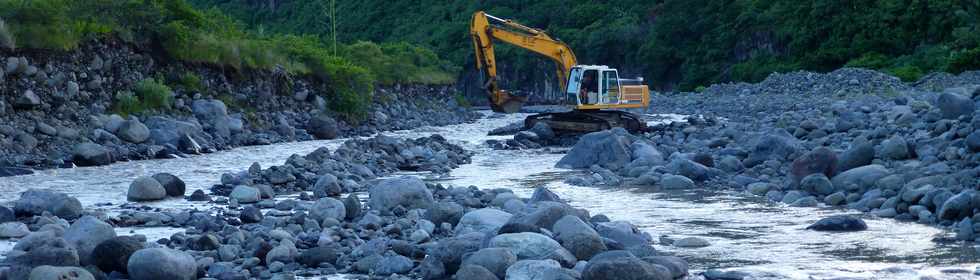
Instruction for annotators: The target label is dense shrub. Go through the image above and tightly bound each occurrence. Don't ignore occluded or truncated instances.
[134,78,173,111]
[111,91,142,117]
[177,71,204,92]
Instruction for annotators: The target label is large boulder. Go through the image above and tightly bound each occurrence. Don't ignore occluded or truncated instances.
[63,216,116,266]
[806,215,868,231]
[455,208,512,236]
[92,236,144,273]
[830,165,890,191]
[116,119,150,143]
[14,189,82,219]
[72,143,113,167]
[152,173,186,197]
[938,191,975,221]
[310,197,347,221]
[368,176,434,214]
[488,232,575,265]
[552,215,606,260]
[309,114,339,140]
[127,248,197,280]
[630,142,664,166]
[461,248,516,279]
[595,221,651,248]
[936,90,975,119]
[789,147,837,185]
[835,142,874,173]
[28,265,95,280]
[582,251,671,280]
[127,176,167,201]
[556,128,632,170]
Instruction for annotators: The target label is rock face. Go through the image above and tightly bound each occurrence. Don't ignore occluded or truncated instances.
[556,128,632,170]
[127,176,167,201]
[806,215,868,231]
[127,248,197,280]
[368,176,434,214]
[14,190,83,219]
[72,143,113,167]
[63,216,116,266]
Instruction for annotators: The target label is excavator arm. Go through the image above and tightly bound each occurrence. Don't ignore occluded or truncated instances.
[471,11,578,113]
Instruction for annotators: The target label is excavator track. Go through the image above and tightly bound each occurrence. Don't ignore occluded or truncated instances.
[524,110,647,135]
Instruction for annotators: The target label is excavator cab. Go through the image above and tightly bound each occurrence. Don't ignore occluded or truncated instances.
[566,66,624,107]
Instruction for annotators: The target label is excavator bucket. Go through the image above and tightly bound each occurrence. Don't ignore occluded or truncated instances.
[489,90,527,113]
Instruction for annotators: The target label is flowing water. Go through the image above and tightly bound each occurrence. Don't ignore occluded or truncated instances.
[1,111,977,279]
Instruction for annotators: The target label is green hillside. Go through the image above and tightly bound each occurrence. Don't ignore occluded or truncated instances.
[192,0,980,91]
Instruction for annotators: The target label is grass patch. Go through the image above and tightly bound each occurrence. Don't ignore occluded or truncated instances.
[134,78,173,110]
[177,71,204,92]
[111,91,142,117]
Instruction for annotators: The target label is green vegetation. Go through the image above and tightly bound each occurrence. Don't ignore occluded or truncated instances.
[0,0,456,121]
[192,0,980,91]
[112,78,174,116]
[0,17,13,50]
[134,78,174,111]
[177,71,204,92]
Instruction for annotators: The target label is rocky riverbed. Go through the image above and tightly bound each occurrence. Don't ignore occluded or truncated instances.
[542,68,980,247]
[0,40,478,174]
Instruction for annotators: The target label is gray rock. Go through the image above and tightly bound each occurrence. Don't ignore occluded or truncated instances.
[556,128,632,170]
[582,251,671,280]
[116,119,150,143]
[455,265,499,280]
[309,197,346,222]
[309,114,338,140]
[426,232,484,273]
[552,215,606,260]
[297,246,337,267]
[151,173,185,197]
[462,248,516,279]
[880,135,910,160]
[806,215,868,231]
[596,221,651,248]
[376,255,413,275]
[265,241,298,264]
[230,185,261,203]
[343,193,362,220]
[35,122,57,136]
[967,130,980,152]
[368,176,434,214]
[673,237,710,248]
[642,256,689,279]
[936,91,975,119]
[530,122,556,141]
[14,189,83,219]
[824,192,846,205]
[660,174,695,189]
[490,232,575,264]
[72,143,113,167]
[0,222,30,238]
[836,142,874,173]
[15,90,41,109]
[800,174,834,195]
[240,206,263,223]
[28,265,95,280]
[631,142,665,166]
[127,176,167,201]
[748,182,771,196]
[313,174,341,198]
[831,164,890,191]
[127,248,196,280]
[103,115,125,133]
[789,147,837,184]
[6,237,80,280]
[744,133,800,167]
[938,191,974,220]
[63,216,116,266]
[455,208,512,236]
[92,236,144,273]
[504,259,563,280]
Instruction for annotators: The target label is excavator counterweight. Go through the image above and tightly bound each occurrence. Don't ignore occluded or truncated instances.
[470,11,650,134]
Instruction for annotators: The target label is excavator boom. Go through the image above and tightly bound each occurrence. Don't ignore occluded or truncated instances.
[471,11,577,113]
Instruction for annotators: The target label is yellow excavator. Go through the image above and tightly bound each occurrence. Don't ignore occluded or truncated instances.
[471,11,650,134]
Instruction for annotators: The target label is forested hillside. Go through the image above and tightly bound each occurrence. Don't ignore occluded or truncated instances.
[193,0,980,91]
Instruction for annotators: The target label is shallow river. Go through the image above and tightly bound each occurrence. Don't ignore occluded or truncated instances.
[1,111,978,279]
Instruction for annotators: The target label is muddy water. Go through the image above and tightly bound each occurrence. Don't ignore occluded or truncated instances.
[1,110,977,279]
